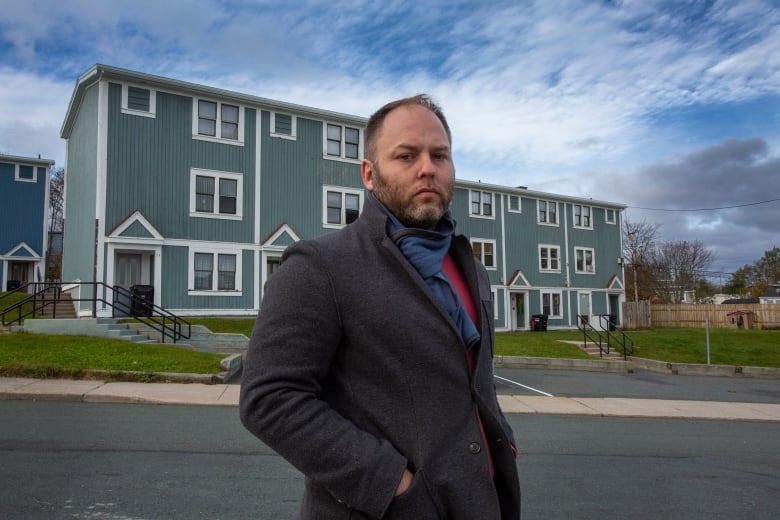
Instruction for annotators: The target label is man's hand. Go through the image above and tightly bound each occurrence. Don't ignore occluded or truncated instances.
[395,468,414,496]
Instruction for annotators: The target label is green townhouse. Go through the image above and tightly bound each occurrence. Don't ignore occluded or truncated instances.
[60,64,627,331]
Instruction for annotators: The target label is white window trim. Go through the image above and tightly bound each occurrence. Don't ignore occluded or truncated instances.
[14,164,37,183]
[540,290,563,318]
[121,83,156,118]
[188,246,242,296]
[270,112,297,140]
[539,244,561,273]
[189,168,243,220]
[192,98,245,145]
[605,208,616,225]
[471,238,497,269]
[469,189,496,219]
[507,194,522,213]
[537,199,559,226]
[322,185,364,229]
[575,247,596,274]
[322,122,363,163]
[573,204,593,229]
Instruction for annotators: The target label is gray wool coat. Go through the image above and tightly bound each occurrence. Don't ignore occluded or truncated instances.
[239,198,521,519]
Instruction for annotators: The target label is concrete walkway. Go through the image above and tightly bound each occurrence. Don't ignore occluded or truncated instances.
[2,377,780,422]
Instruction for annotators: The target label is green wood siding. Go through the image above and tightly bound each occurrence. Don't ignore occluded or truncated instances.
[62,83,100,307]
[104,84,256,244]
[259,114,362,242]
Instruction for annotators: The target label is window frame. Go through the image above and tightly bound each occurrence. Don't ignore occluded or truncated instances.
[471,238,497,269]
[539,244,561,272]
[189,168,243,220]
[507,194,522,213]
[537,199,559,226]
[15,164,37,183]
[323,122,363,162]
[188,248,242,295]
[575,247,596,274]
[121,83,156,118]
[540,290,563,318]
[605,208,616,224]
[322,185,364,228]
[270,112,297,140]
[192,98,245,145]
[573,204,593,229]
[469,189,495,219]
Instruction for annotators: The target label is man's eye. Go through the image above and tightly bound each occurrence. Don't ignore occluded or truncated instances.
[399,154,413,160]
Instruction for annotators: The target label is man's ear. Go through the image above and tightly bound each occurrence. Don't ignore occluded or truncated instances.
[361,159,375,191]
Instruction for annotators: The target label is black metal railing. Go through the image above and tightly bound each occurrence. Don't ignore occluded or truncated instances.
[1,281,190,344]
[595,313,635,360]
[576,314,609,357]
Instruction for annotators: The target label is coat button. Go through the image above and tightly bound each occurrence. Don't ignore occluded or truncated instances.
[469,442,482,454]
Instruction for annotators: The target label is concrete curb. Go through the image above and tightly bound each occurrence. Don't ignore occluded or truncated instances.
[495,355,780,379]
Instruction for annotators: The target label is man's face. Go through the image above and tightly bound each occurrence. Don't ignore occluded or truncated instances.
[361,104,455,229]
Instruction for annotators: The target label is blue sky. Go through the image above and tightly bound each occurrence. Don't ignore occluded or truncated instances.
[1,0,779,281]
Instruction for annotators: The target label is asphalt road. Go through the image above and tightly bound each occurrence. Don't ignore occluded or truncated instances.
[1,400,779,519]
[494,366,780,403]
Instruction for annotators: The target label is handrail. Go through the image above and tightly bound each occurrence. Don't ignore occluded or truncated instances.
[596,314,635,360]
[576,315,609,357]
[1,281,190,344]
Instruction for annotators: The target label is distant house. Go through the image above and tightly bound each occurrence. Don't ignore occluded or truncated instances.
[0,154,54,292]
[59,64,626,330]
[759,284,780,304]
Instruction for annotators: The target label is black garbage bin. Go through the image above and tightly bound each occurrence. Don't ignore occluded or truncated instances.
[6,280,21,291]
[608,314,617,331]
[531,314,548,331]
[131,284,154,317]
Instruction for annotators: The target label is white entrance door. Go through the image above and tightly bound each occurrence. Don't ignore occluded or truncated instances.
[115,254,142,316]
[579,292,591,324]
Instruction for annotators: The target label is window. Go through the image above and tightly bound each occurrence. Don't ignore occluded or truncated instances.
[190,169,243,219]
[573,204,592,228]
[193,98,244,143]
[324,123,361,160]
[538,200,558,225]
[605,208,616,224]
[323,186,363,227]
[271,112,296,139]
[470,190,494,218]
[189,249,242,294]
[575,247,595,273]
[15,164,36,182]
[471,239,496,269]
[539,245,561,272]
[508,195,521,213]
[541,291,562,318]
[121,84,156,117]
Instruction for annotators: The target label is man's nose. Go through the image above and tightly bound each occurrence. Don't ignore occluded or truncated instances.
[418,154,436,176]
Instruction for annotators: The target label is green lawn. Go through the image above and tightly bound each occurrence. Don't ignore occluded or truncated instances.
[0,333,225,380]
[496,328,780,368]
[2,316,779,382]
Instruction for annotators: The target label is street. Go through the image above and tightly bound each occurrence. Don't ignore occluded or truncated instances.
[1,394,779,519]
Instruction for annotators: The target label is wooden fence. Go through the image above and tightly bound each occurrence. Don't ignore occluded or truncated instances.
[622,302,780,329]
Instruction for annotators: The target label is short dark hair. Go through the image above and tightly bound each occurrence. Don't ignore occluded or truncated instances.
[364,94,452,163]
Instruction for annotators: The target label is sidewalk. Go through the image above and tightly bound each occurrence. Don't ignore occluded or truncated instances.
[2,377,780,422]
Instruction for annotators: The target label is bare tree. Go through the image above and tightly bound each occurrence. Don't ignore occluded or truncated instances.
[48,166,65,232]
[649,240,714,303]
[623,218,660,301]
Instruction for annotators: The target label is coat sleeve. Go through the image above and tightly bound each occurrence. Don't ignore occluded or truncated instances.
[239,240,408,518]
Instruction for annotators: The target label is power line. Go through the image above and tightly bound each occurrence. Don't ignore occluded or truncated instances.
[627,197,780,212]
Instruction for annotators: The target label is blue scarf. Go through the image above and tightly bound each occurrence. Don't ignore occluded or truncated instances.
[370,194,481,350]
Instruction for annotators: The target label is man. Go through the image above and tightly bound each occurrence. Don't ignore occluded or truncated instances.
[240,95,521,519]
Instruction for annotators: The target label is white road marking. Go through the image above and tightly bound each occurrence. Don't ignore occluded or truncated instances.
[494,375,554,397]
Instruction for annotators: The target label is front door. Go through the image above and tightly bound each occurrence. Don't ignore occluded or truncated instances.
[8,261,31,292]
[579,292,591,324]
[513,293,526,330]
[115,254,142,316]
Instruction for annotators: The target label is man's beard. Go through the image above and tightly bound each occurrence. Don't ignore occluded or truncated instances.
[372,166,454,230]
